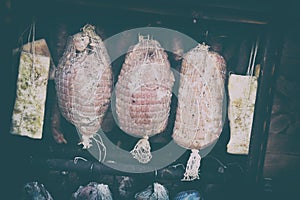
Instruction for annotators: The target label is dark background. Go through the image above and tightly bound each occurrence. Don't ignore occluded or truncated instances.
[1,0,300,199]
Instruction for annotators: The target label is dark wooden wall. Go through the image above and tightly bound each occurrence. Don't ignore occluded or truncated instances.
[264,22,300,193]
[1,0,300,199]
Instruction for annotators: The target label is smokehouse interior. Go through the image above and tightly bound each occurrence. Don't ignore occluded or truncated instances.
[1,0,300,199]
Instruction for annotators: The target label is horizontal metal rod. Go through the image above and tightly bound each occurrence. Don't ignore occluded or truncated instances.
[29,157,185,180]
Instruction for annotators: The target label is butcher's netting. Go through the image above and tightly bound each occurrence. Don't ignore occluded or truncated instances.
[115,35,174,163]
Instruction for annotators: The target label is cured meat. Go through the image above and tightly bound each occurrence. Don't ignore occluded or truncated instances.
[11,39,51,140]
[172,43,226,180]
[227,74,258,154]
[22,181,53,200]
[115,35,174,163]
[73,182,113,200]
[227,42,260,155]
[134,182,169,200]
[55,24,112,153]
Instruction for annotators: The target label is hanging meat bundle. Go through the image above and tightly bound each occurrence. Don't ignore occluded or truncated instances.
[115,35,174,163]
[55,24,112,151]
[172,43,226,180]
[227,40,260,155]
[73,182,113,200]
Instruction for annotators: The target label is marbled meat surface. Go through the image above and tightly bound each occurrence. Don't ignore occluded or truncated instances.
[115,37,174,137]
[55,25,112,139]
[173,44,226,150]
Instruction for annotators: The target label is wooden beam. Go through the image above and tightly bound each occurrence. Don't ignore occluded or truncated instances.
[50,0,269,24]
[246,23,283,184]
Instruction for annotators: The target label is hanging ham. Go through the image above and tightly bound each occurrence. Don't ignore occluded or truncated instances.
[115,35,174,163]
[172,43,226,180]
[55,24,112,156]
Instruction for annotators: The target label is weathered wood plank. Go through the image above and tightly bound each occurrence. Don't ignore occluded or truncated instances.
[246,26,283,184]
[266,132,300,156]
[263,153,300,179]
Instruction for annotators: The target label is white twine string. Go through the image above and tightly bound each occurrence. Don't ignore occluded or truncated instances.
[93,132,107,162]
[182,149,201,181]
[73,156,88,164]
[246,38,259,100]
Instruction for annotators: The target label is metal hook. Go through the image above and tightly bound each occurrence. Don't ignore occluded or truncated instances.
[247,37,260,76]
[89,163,94,174]
[73,156,88,164]
[155,169,158,177]
[204,30,209,45]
